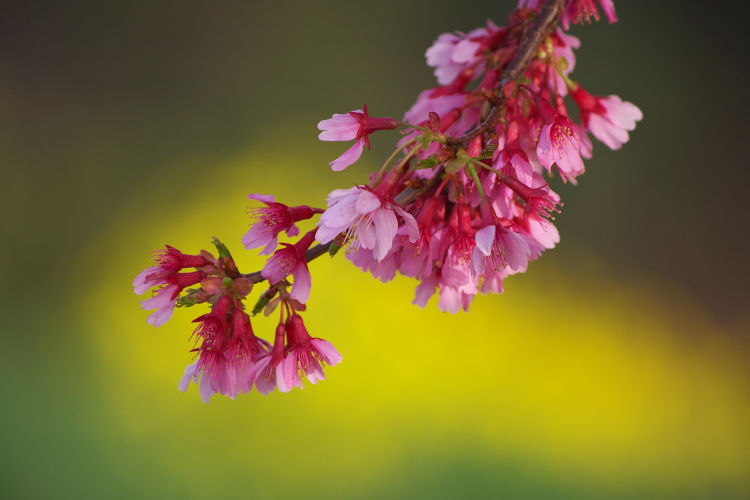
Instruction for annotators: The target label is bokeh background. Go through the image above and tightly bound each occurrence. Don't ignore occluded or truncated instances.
[2,1,749,498]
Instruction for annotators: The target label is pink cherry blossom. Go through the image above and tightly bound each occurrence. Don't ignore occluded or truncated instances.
[242,194,316,255]
[279,314,342,391]
[546,29,581,96]
[519,0,618,29]
[572,85,643,150]
[473,225,544,275]
[136,0,642,400]
[133,246,209,294]
[316,187,418,261]
[140,271,204,327]
[261,231,316,303]
[318,105,399,171]
[425,29,485,86]
[249,322,288,395]
[537,113,586,182]
[439,281,477,314]
[500,174,561,220]
[181,300,269,402]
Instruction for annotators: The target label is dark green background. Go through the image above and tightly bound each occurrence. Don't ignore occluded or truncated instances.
[1,1,748,499]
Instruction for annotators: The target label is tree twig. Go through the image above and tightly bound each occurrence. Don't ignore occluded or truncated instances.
[445,0,566,147]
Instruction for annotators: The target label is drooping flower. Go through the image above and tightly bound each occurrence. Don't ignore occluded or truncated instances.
[536,109,586,182]
[425,28,487,86]
[441,203,476,288]
[439,280,478,314]
[518,0,617,29]
[316,187,418,261]
[140,271,205,327]
[318,105,400,171]
[133,246,209,294]
[181,298,269,402]
[473,224,544,275]
[242,194,316,255]
[572,85,643,150]
[250,323,288,395]
[546,29,581,96]
[261,231,316,303]
[279,313,342,391]
[500,174,561,220]
[564,0,618,28]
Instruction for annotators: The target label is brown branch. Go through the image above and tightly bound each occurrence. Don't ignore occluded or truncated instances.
[445,0,566,147]
[242,0,565,285]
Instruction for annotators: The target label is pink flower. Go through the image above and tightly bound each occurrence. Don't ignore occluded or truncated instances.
[261,231,316,304]
[250,323,288,395]
[181,299,270,402]
[518,0,617,28]
[500,174,561,220]
[439,281,477,314]
[242,194,316,255]
[536,112,586,183]
[473,225,544,275]
[425,33,465,85]
[347,246,400,283]
[425,29,485,85]
[140,271,204,327]
[133,246,208,294]
[316,187,418,261]
[318,105,399,171]
[547,29,581,96]
[572,85,642,150]
[279,314,342,391]
[563,0,618,27]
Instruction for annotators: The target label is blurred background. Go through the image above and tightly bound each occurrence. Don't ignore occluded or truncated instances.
[1,1,748,498]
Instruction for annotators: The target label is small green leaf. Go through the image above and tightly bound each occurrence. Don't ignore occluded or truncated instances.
[445,158,464,174]
[252,288,278,316]
[176,288,206,307]
[415,158,438,170]
[328,241,342,257]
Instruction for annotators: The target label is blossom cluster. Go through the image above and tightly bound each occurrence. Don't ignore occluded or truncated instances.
[134,0,641,401]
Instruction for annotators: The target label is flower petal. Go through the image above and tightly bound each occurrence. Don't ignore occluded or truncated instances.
[330,138,365,171]
[290,263,312,304]
[475,225,496,256]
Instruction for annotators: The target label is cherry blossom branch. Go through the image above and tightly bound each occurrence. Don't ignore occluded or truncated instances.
[135,0,640,402]
[445,0,566,147]
[239,0,567,285]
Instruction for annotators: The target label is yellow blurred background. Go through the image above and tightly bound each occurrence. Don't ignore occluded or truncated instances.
[2,1,749,498]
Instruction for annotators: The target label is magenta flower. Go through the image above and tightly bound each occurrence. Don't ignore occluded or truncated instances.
[140,270,204,327]
[572,85,643,150]
[519,0,617,28]
[250,323,288,395]
[425,33,465,85]
[318,105,399,171]
[425,30,483,86]
[474,225,543,274]
[279,314,342,391]
[537,113,586,182]
[261,231,316,304]
[500,175,561,220]
[547,29,581,96]
[564,0,618,27]
[133,246,208,294]
[316,187,418,261]
[242,194,317,255]
[181,299,270,402]
[438,281,477,314]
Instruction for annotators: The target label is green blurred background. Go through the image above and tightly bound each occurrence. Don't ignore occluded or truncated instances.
[1,1,748,498]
